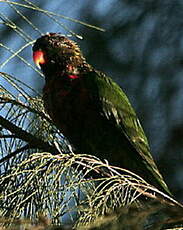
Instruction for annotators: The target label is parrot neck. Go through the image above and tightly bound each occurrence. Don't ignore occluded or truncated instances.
[42,60,93,82]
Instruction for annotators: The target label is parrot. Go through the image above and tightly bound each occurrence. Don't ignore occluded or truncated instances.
[32,33,171,195]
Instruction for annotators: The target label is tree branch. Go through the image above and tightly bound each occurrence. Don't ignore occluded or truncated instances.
[0,115,60,162]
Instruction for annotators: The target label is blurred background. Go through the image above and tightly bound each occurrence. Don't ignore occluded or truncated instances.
[1,0,183,201]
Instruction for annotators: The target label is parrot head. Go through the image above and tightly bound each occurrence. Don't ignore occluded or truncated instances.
[33,33,88,77]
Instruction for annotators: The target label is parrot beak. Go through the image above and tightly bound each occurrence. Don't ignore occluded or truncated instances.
[33,50,46,69]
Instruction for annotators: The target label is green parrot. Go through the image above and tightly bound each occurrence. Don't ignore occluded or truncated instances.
[33,33,171,195]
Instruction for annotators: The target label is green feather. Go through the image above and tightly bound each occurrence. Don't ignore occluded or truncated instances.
[83,70,171,195]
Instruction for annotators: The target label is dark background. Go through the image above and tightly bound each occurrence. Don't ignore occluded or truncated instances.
[1,0,183,201]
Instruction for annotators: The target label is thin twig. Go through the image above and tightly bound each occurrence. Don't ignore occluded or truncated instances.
[0,144,30,163]
[0,115,60,159]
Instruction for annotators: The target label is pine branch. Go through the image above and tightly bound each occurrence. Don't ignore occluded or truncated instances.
[0,115,60,162]
[0,144,30,163]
